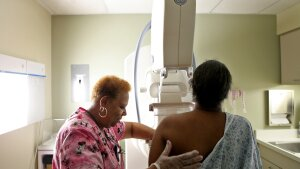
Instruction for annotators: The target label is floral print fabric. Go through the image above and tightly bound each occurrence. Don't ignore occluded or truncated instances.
[52,107,125,169]
[200,112,262,169]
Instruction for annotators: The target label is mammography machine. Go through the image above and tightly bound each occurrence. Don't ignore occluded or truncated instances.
[124,0,196,168]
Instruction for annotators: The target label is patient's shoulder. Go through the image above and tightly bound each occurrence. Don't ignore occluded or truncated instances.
[234,114,252,126]
[157,113,179,128]
[226,113,254,132]
[156,113,188,132]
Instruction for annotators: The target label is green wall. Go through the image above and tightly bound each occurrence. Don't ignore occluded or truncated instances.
[52,14,300,130]
[194,14,300,129]
[0,0,52,169]
[52,15,152,119]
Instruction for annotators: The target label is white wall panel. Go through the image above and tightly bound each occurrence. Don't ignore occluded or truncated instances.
[0,54,46,135]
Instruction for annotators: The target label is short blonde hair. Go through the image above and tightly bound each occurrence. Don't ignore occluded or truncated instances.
[91,75,131,101]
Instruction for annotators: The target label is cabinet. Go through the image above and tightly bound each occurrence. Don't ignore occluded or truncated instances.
[38,137,55,169]
[258,143,300,169]
[280,28,300,84]
[262,158,282,169]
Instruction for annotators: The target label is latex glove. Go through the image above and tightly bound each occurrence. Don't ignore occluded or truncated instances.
[151,140,203,169]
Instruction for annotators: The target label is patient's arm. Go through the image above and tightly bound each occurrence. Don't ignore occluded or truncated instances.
[148,119,167,165]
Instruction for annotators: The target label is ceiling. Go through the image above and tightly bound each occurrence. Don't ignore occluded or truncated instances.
[37,0,300,15]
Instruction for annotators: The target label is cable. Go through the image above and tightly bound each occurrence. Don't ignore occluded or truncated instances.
[133,20,151,123]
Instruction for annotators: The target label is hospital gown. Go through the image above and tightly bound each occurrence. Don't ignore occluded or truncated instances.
[200,112,262,169]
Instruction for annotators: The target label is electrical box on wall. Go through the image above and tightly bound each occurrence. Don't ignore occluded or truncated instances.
[71,64,90,102]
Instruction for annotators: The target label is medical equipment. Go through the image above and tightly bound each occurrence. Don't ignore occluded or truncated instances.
[124,0,196,168]
[0,53,46,135]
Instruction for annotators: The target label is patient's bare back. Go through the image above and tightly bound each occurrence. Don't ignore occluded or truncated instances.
[160,111,226,159]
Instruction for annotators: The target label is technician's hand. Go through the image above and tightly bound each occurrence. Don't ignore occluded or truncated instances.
[150,140,203,169]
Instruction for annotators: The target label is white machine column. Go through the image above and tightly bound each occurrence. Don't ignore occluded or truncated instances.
[124,0,196,169]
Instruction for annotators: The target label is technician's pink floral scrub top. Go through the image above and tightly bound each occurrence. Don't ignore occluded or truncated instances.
[52,107,125,169]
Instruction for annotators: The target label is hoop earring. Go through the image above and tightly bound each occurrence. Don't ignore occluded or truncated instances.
[99,106,107,118]
[98,97,107,118]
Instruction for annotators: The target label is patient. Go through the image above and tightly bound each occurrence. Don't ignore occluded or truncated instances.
[148,60,262,168]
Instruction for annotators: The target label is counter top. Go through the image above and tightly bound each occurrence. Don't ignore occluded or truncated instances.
[38,134,57,151]
[256,129,300,163]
